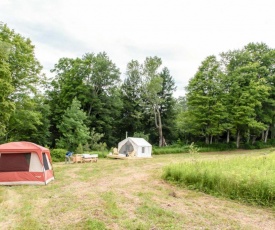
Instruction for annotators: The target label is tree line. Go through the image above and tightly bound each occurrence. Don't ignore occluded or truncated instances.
[178,43,275,148]
[1,23,275,150]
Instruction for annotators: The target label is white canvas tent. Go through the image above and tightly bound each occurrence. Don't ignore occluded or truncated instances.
[118,137,152,158]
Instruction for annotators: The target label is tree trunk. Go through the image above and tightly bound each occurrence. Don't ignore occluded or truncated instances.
[264,126,270,143]
[162,136,167,146]
[205,135,209,144]
[226,130,230,143]
[246,129,250,143]
[154,106,165,147]
[261,131,265,141]
[236,130,241,148]
[88,104,92,116]
[158,124,163,147]
[252,135,257,145]
[271,123,275,139]
[210,135,213,144]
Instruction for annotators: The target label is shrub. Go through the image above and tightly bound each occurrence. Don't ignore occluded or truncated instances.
[75,144,83,154]
[188,142,199,154]
[242,141,274,150]
[50,149,67,162]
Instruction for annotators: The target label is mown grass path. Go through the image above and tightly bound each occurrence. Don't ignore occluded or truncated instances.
[1,150,275,229]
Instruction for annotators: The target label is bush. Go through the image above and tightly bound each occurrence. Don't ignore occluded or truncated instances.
[197,142,236,151]
[75,144,83,154]
[50,149,67,162]
[242,141,274,150]
[188,142,200,154]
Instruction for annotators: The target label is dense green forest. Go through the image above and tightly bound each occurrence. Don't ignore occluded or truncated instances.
[1,23,275,151]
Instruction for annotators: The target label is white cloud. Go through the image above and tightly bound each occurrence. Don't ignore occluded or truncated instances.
[1,0,275,97]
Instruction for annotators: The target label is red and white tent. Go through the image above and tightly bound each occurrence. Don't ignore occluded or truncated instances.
[0,142,54,185]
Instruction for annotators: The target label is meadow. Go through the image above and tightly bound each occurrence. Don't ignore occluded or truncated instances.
[163,149,275,207]
[1,149,275,229]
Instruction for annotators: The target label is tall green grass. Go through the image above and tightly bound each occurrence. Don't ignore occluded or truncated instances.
[153,146,189,155]
[162,153,275,206]
[152,142,237,155]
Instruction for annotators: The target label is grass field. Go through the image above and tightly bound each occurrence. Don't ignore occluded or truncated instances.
[163,149,275,207]
[1,149,275,229]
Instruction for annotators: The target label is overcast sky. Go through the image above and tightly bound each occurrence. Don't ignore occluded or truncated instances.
[1,0,275,97]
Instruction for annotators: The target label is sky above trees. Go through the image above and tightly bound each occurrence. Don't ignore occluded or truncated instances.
[1,0,275,97]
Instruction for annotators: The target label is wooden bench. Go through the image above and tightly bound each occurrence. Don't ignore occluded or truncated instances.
[82,154,98,163]
[72,154,98,163]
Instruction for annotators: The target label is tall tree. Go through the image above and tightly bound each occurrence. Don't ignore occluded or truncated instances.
[0,23,45,142]
[221,46,270,147]
[242,43,275,142]
[81,52,121,146]
[0,40,14,138]
[158,67,177,143]
[175,96,192,143]
[47,57,83,146]
[48,52,121,147]
[120,60,145,138]
[30,95,51,146]
[142,57,164,146]
[5,96,43,142]
[56,98,90,150]
[122,57,176,146]
[0,23,43,100]
[185,56,227,144]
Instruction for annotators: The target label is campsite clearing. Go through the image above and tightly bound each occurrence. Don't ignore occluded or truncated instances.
[1,150,275,229]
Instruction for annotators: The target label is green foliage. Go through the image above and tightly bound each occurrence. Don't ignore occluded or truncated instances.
[185,55,227,144]
[163,153,275,206]
[176,43,275,148]
[119,60,145,139]
[153,146,189,155]
[196,142,237,151]
[29,96,51,146]
[50,149,67,162]
[242,141,274,150]
[133,132,149,141]
[158,67,177,143]
[3,21,275,150]
[121,57,176,146]
[87,128,107,151]
[152,142,238,155]
[56,97,90,150]
[93,151,108,158]
[0,23,47,143]
[75,144,83,154]
[0,23,43,97]
[6,96,43,142]
[49,52,122,147]
[188,142,200,154]
[0,40,14,137]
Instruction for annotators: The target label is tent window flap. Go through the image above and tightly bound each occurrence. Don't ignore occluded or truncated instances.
[0,153,30,172]
[42,153,50,170]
